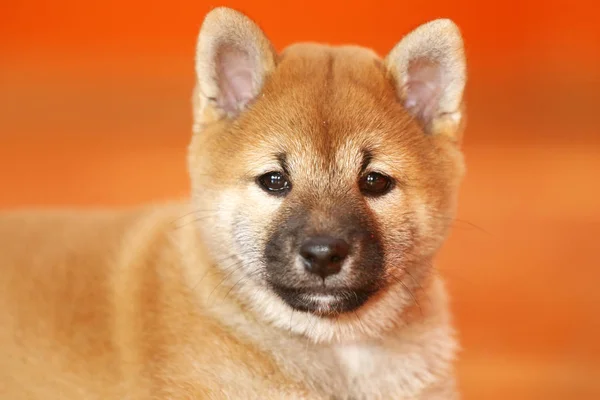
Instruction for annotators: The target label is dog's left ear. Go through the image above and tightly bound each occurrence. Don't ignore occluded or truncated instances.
[385,19,466,140]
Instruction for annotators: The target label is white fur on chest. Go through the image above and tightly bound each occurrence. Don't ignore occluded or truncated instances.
[331,320,458,400]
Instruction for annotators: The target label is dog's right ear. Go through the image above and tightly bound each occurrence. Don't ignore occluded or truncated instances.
[193,7,276,131]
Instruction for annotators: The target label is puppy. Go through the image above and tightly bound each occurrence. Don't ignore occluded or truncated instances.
[0,7,467,399]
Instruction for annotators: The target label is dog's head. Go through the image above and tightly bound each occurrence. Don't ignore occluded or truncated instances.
[188,8,467,342]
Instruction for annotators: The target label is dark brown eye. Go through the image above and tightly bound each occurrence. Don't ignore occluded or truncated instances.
[359,172,393,196]
[258,172,291,195]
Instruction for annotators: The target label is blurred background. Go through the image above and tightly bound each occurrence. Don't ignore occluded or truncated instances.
[1,1,599,398]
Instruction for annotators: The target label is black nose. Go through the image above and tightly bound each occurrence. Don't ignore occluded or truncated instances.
[299,236,350,278]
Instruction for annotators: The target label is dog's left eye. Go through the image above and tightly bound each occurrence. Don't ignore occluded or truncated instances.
[258,172,291,195]
[359,172,393,196]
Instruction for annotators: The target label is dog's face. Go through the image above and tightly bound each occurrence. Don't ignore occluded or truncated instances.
[188,8,466,342]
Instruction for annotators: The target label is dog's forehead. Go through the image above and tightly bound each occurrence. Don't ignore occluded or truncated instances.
[230,43,420,188]
[277,43,385,81]
[271,43,391,109]
[253,44,406,160]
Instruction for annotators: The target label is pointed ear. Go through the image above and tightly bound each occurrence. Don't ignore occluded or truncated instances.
[385,19,467,139]
[193,8,276,129]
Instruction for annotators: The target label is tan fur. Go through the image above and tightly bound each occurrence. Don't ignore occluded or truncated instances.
[0,8,467,399]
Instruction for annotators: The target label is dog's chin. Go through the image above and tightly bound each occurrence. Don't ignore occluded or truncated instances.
[270,285,376,317]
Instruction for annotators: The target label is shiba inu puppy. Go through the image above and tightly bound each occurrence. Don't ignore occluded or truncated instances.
[0,7,467,400]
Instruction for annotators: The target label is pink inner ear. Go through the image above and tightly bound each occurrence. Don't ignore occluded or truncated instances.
[404,58,443,123]
[216,44,256,114]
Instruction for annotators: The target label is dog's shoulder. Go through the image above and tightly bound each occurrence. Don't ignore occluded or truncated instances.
[0,203,193,398]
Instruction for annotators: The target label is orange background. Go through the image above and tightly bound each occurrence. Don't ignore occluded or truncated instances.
[1,1,599,399]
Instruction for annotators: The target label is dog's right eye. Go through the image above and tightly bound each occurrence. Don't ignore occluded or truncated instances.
[257,172,291,195]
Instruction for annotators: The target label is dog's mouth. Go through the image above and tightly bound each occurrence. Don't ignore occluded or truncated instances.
[270,284,376,316]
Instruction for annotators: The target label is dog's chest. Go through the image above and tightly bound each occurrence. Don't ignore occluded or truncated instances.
[333,343,420,399]
[324,336,452,400]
